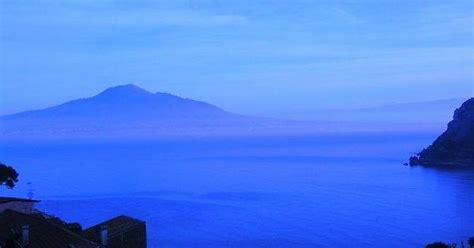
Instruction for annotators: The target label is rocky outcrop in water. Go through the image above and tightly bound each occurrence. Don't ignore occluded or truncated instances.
[410,98,474,166]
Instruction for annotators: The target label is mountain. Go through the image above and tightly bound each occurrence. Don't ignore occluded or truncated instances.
[276,98,468,123]
[2,84,231,120]
[0,84,447,138]
[0,84,248,138]
[410,98,474,166]
[356,98,467,113]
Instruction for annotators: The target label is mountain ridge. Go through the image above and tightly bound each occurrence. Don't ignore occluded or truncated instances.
[262,97,469,123]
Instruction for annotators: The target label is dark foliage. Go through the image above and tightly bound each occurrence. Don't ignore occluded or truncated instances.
[469,237,474,248]
[0,162,19,189]
[425,242,450,248]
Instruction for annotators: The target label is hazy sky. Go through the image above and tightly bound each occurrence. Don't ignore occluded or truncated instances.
[1,0,473,116]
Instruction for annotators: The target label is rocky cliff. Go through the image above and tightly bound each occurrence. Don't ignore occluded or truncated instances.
[410,98,474,166]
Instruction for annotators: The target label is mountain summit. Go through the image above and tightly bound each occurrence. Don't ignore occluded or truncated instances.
[96,84,155,98]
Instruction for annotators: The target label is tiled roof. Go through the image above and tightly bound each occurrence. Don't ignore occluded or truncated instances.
[83,215,145,240]
[0,197,39,204]
[0,210,98,248]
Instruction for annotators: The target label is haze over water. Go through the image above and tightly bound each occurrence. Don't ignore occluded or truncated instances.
[1,1,473,247]
[1,132,473,247]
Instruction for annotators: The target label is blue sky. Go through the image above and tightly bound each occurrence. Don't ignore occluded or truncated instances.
[0,0,473,116]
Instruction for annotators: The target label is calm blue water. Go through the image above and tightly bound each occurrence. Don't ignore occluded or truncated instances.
[1,132,473,247]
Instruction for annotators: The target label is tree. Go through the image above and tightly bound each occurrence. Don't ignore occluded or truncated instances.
[468,237,474,248]
[0,162,19,189]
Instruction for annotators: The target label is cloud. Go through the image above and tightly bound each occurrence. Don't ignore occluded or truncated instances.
[1,1,249,29]
[1,0,472,115]
[319,6,364,25]
[81,11,249,28]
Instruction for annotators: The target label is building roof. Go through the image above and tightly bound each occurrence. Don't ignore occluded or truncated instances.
[0,210,98,248]
[83,215,145,241]
[0,197,39,204]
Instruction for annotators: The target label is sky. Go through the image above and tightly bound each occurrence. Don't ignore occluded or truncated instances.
[0,0,473,117]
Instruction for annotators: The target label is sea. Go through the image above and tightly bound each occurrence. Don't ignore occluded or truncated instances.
[1,131,473,247]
